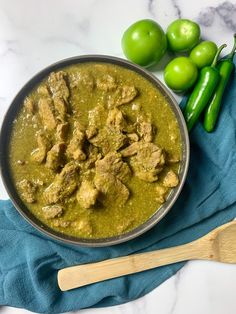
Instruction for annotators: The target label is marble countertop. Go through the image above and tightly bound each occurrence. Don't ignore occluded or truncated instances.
[0,0,236,313]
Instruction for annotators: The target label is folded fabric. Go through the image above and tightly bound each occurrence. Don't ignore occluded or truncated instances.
[0,60,236,314]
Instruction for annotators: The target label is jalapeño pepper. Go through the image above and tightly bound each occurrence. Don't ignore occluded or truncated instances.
[203,34,236,132]
[184,44,227,132]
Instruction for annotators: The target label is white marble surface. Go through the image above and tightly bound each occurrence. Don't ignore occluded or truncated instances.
[0,0,236,313]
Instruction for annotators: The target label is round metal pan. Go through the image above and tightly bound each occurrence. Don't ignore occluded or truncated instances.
[0,55,190,247]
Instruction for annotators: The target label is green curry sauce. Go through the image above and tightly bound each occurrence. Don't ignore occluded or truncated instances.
[9,62,181,239]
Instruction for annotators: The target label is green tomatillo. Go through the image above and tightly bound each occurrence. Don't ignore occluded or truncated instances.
[167,19,200,52]
[190,41,218,68]
[121,19,167,67]
[164,57,198,93]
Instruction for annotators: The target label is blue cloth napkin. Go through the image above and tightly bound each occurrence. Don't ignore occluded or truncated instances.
[1,60,236,314]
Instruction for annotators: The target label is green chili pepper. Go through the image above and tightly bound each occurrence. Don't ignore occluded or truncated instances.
[203,34,236,132]
[184,44,227,132]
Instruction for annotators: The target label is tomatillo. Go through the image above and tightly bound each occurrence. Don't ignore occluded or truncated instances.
[190,41,218,68]
[164,57,198,92]
[121,19,167,67]
[167,19,200,52]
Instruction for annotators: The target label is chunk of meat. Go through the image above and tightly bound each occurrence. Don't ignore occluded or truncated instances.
[156,185,169,204]
[67,123,86,161]
[120,142,140,157]
[128,142,165,182]
[17,179,37,203]
[137,116,153,143]
[95,152,131,183]
[81,145,102,171]
[70,71,94,91]
[42,205,63,219]
[56,122,69,141]
[31,133,51,163]
[52,219,70,228]
[89,127,127,155]
[106,108,126,131]
[81,169,96,181]
[96,74,117,91]
[94,173,129,207]
[87,107,128,154]
[48,71,70,102]
[37,85,51,97]
[71,219,93,236]
[86,127,97,140]
[127,133,139,143]
[86,105,107,139]
[24,97,35,114]
[77,180,99,209]
[38,98,57,130]
[32,179,44,186]
[46,143,66,171]
[163,170,179,188]
[108,85,138,108]
[53,97,67,122]
[44,162,79,204]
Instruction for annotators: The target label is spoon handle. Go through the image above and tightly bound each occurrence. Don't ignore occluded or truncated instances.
[58,241,206,291]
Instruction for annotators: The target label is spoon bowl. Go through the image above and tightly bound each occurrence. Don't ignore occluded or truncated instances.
[208,222,236,264]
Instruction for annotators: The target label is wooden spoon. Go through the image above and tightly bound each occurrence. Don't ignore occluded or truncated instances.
[58,221,236,291]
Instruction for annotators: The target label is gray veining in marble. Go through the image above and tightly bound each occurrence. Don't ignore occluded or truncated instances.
[171,0,182,19]
[198,1,236,30]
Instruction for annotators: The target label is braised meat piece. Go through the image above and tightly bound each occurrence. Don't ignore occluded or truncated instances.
[106,108,126,131]
[17,179,37,203]
[38,98,57,131]
[120,142,140,157]
[53,97,67,122]
[24,97,35,114]
[122,142,165,182]
[88,107,127,155]
[89,127,126,155]
[94,152,130,206]
[37,85,51,97]
[45,142,66,171]
[31,132,51,163]
[70,71,94,91]
[95,152,131,183]
[163,170,179,187]
[77,180,99,209]
[44,162,79,204]
[80,146,102,171]
[56,122,69,142]
[42,204,63,219]
[96,74,117,91]
[155,185,169,204]
[108,85,138,108]
[86,105,107,139]
[67,123,86,161]
[137,115,153,143]
[48,71,70,102]
[52,219,70,228]
[94,173,129,207]
[127,133,139,143]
